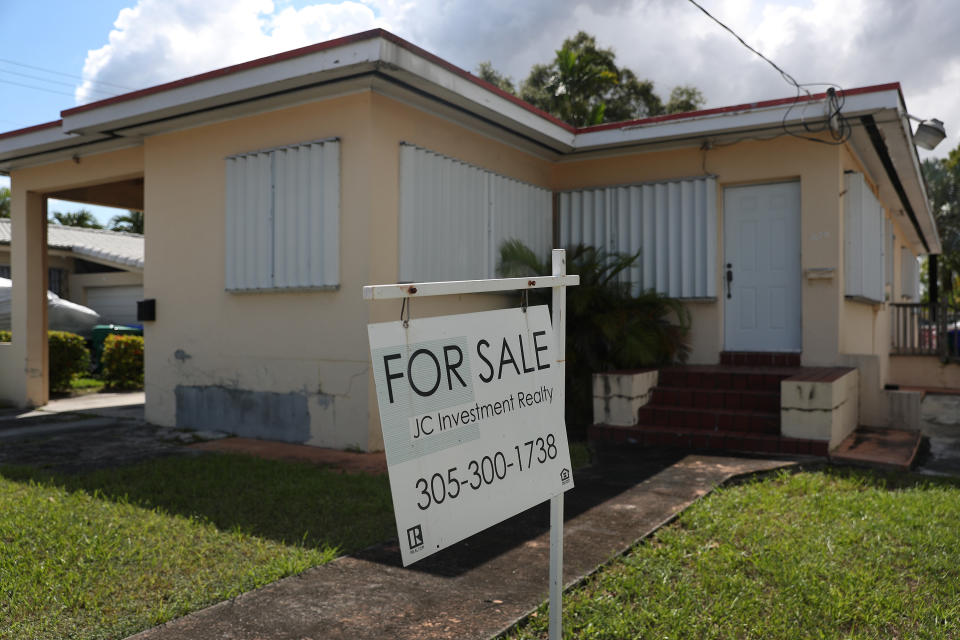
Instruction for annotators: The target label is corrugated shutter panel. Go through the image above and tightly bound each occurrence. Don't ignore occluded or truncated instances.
[886,220,895,288]
[225,140,339,291]
[901,246,919,301]
[843,172,884,302]
[399,144,551,281]
[559,177,717,298]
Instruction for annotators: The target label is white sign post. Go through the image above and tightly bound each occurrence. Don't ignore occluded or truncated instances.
[364,249,578,639]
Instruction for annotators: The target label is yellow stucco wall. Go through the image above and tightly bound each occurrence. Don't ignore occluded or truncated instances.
[552,137,843,365]
[3,88,934,443]
[142,90,553,450]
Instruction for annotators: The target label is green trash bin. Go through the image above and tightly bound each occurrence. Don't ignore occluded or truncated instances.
[91,324,143,372]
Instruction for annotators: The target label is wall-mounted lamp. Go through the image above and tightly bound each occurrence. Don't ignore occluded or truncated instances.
[907,115,947,150]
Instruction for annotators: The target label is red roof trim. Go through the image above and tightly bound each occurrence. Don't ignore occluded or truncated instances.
[58,28,576,132]
[576,82,903,134]
[0,120,62,141]
[61,29,388,117]
[373,31,575,133]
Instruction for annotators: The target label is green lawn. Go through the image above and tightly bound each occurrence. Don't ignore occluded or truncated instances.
[0,454,395,640]
[509,468,960,640]
[69,376,106,393]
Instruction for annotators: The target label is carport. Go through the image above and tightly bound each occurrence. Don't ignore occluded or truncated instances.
[0,130,143,408]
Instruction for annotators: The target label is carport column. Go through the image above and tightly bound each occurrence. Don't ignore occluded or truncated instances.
[10,189,48,407]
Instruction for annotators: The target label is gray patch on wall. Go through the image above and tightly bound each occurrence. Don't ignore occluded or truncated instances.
[175,385,311,443]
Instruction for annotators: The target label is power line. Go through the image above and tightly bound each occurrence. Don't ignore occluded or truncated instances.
[685,0,805,95]
[0,69,119,98]
[0,57,134,91]
[0,78,79,99]
[684,0,851,145]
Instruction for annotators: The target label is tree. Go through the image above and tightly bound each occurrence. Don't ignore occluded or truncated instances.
[485,32,705,127]
[476,61,516,95]
[665,85,706,115]
[922,145,960,302]
[108,210,144,234]
[498,240,689,437]
[49,209,103,229]
[0,186,10,218]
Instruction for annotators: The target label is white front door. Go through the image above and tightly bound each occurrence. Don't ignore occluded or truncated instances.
[723,181,801,352]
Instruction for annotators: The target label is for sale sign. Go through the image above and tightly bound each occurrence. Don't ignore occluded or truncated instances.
[368,305,574,566]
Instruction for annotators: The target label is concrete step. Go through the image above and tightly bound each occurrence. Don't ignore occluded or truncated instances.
[829,427,922,471]
[650,386,781,413]
[637,405,780,434]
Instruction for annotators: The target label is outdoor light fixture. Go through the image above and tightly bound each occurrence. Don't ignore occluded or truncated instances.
[908,115,947,150]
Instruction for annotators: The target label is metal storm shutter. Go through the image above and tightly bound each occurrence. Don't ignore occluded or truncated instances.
[225,139,340,291]
[843,172,884,302]
[901,246,919,301]
[399,144,552,282]
[558,176,717,298]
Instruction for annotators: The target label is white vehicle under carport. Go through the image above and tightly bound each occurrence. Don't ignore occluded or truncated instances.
[0,277,101,337]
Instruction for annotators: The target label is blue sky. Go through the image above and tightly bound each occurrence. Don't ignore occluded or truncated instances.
[2,0,959,225]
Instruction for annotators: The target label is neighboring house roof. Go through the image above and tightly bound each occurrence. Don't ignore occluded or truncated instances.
[0,28,940,253]
[0,220,144,270]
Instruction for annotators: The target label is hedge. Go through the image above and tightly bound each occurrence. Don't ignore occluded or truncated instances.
[101,334,144,390]
[49,331,91,392]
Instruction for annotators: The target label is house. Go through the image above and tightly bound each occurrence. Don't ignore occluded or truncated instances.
[0,220,144,325]
[0,29,942,453]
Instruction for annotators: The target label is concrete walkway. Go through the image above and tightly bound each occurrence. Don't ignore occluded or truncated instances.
[130,453,795,640]
[0,391,145,440]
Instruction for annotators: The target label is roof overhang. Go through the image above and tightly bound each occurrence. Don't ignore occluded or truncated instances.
[0,30,939,253]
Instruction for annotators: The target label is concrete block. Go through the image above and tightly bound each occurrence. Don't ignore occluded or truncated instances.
[888,390,922,431]
[781,408,832,441]
[780,369,859,449]
[592,370,658,427]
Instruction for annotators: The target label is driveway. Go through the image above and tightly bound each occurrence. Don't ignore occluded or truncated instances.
[916,393,960,476]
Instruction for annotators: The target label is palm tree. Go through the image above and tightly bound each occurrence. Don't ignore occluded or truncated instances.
[498,240,689,436]
[50,209,103,229]
[108,210,144,234]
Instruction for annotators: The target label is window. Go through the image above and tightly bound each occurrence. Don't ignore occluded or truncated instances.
[225,139,340,291]
[399,144,552,282]
[843,172,884,302]
[0,265,9,279]
[558,177,718,298]
[48,268,66,297]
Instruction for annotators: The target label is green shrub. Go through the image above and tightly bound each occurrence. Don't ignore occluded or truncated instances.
[0,330,10,342]
[498,241,690,438]
[101,334,144,390]
[49,331,91,392]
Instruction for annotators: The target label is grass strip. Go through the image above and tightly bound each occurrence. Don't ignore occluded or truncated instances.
[0,453,394,640]
[509,467,960,640]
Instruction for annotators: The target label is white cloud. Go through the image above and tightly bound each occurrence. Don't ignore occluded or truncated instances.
[77,0,960,157]
[76,0,386,104]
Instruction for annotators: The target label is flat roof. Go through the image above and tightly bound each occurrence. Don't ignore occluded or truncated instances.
[0,30,938,253]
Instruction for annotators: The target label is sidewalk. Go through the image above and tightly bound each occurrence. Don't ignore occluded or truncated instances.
[130,452,796,640]
[0,391,145,440]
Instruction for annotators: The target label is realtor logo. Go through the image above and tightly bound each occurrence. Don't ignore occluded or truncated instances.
[560,468,571,485]
[407,524,424,551]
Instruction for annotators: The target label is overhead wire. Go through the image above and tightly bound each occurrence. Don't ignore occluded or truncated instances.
[0,58,134,91]
[0,78,79,99]
[0,68,119,98]
[684,0,852,146]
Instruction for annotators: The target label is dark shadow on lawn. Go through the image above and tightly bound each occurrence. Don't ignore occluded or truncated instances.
[356,447,686,576]
[0,445,688,577]
[0,452,397,557]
